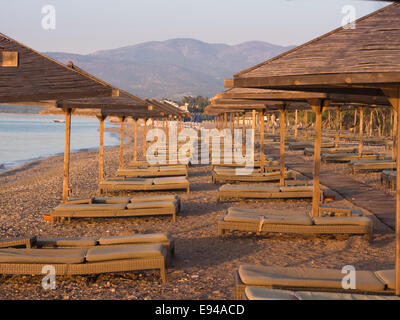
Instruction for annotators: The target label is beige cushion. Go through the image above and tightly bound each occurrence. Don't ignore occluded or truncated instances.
[36,237,97,247]
[0,248,87,264]
[245,287,297,300]
[153,176,187,185]
[92,197,131,204]
[67,198,93,204]
[126,201,175,209]
[0,237,36,248]
[224,214,313,225]
[130,195,179,203]
[238,265,385,292]
[295,291,400,300]
[54,203,127,211]
[85,244,164,262]
[375,270,395,290]
[98,233,171,245]
[220,184,279,193]
[102,178,153,186]
[279,186,313,193]
[313,216,373,227]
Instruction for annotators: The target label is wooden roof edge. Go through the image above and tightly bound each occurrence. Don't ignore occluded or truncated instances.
[233,3,396,78]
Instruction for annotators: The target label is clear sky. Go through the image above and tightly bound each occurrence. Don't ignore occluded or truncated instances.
[0,0,392,54]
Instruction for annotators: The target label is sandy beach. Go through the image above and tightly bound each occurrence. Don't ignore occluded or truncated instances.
[0,125,395,300]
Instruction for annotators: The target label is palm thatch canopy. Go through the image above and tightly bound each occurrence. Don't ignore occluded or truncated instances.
[0,33,118,103]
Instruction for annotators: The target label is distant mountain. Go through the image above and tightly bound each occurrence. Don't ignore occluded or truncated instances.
[45,38,294,100]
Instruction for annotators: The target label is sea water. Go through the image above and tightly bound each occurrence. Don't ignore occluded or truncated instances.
[0,114,120,171]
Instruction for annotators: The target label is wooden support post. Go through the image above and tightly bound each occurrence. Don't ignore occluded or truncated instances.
[279,107,286,186]
[224,112,228,128]
[133,118,138,162]
[305,111,309,139]
[252,109,256,150]
[335,107,340,148]
[62,108,72,203]
[143,118,148,157]
[369,109,374,136]
[294,109,298,137]
[359,107,364,154]
[97,115,105,182]
[310,100,328,218]
[259,110,265,173]
[119,116,125,169]
[394,109,398,161]
[382,86,400,296]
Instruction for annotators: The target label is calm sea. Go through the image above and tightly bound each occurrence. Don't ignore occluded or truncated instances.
[0,114,120,171]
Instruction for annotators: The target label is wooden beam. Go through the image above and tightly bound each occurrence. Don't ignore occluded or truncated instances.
[359,107,364,154]
[224,78,234,88]
[62,109,72,202]
[294,109,298,137]
[335,107,340,147]
[259,110,265,173]
[143,118,148,157]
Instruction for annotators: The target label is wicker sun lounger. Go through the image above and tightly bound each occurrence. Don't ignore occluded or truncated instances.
[322,152,384,163]
[99,176,190,195]
[218,207,373,240]
[233,265,395,299]
[381,170,396,191]
[288,141,335,151]
[217,182,321,202]
[349,160,396,173]
[50,195,181,222]
[243,286,400,300]
[212,169,297,184]
[0,244,168,283]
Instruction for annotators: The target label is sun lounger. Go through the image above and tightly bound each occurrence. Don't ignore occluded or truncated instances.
[288,142,335,151]
[99,176,190,195]
[304,147,358,157]
[50,195,181,222]
[217,182,321,202]
[0,244,168,283]
[212,169,296,184]
[381,170,396,191]
[218,206,373,240]
[349,160,396,173]
[234,265,395,299]
[116,165,188,178]
[243,286,400,300]
[322,152,384,163]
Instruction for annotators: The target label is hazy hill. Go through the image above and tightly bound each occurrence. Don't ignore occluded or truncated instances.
[46,38,293,100]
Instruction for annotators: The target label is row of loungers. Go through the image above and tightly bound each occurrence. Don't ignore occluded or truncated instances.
[116,165,188,178]
[217,181,321,202]
[321,152,384,163]
[218,206,373,241]
[212,168,297,184]
[99,176,190,195]
[234,265,395,299]
[0,233,175,283]
[50,195,181,223]
[349,160,396,173]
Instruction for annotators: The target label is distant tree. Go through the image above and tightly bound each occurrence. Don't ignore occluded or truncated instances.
[178,95,210,114]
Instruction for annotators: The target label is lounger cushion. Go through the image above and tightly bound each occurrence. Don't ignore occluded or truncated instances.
[36,237,98,247]
[126,201,175,209]
[245,287,297,300]
[238,265,385,291]
[279,186,313,192]
[98,233,171,245]
[220,184,279,193]
[67,198,93,204]
[224,214,313,225]
[313,216,373,227]
[130,195,179,203]
[295,291,400,300]
[0,237,36,248]
[375,270,395,290]
[153,177,187,185]
[54,204,127,211]
[85,244,164,262]
[92,197,131,204]
[102,178,153,186]
[0,248,87,264]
